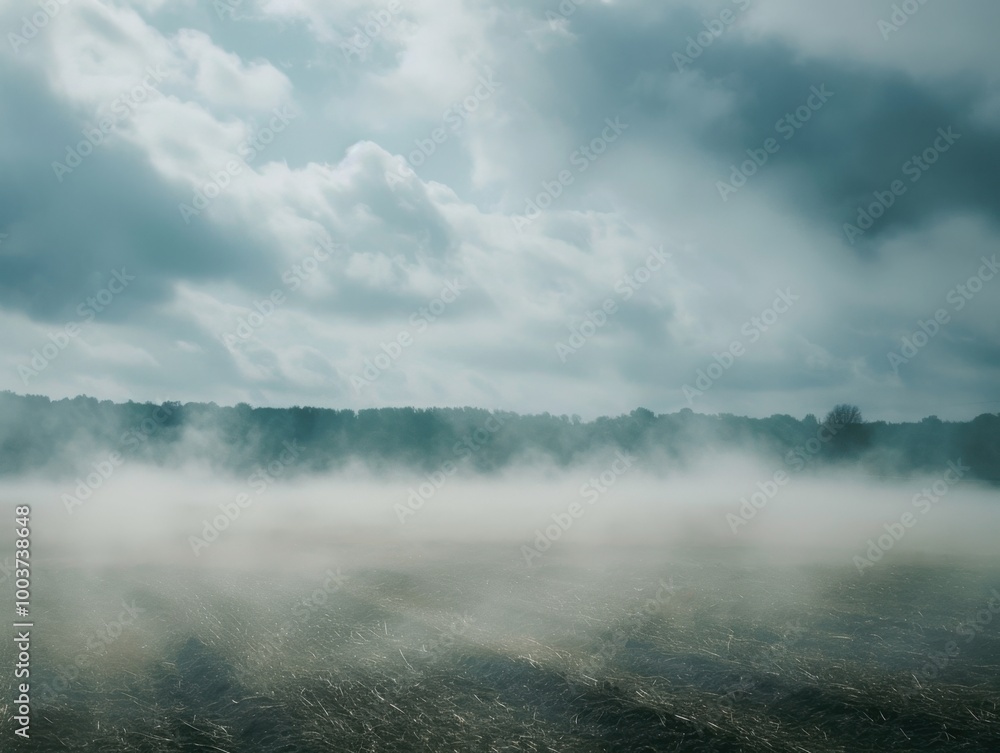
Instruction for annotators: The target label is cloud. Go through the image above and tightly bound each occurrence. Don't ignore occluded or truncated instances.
[175,28,293,111]
[0,0,997,420]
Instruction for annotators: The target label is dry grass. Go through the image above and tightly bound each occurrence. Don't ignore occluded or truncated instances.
[2,551,998,752]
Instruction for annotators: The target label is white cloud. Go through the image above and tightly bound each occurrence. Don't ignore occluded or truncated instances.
[0,0,996,421]
[175,28,293,111]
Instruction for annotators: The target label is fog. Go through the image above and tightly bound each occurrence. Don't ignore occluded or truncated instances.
[4,450,1000,751]
[10,452,1000,571]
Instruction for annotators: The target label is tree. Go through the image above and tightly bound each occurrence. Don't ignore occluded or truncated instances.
[822,404,868,460]
[823,404,863,428]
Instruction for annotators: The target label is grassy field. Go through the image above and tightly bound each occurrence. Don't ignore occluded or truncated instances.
[2,546,998,752]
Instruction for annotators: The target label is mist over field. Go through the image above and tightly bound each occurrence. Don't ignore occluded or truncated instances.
[2,400,1000,751]
[1,391,998,568]
[7,455,1000,567]
[4,0,1000,749]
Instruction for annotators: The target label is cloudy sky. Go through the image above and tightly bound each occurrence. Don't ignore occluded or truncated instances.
[2,0,998,421]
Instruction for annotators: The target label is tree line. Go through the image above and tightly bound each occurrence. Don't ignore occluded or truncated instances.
[0,392,997,485]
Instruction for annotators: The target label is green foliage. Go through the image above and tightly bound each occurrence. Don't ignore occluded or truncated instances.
[0,391,997,484]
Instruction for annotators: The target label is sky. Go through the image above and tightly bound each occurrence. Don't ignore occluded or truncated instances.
[1,0,998,421]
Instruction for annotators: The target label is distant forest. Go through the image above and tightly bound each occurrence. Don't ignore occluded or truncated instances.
[1,392,998,484]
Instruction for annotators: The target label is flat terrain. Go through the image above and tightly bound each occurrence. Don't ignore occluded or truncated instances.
[2,546,999,752]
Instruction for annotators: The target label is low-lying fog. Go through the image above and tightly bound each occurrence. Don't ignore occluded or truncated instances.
[3,455,999,751]
[9,452,999,571]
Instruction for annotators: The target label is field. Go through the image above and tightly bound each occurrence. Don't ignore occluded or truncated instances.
[3,545,999,752]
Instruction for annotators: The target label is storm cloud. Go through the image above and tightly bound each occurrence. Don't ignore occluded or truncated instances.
[1,0,997,419]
